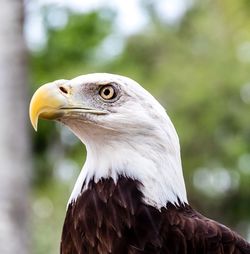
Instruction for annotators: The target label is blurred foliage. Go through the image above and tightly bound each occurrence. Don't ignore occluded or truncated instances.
[31,8,113,83]
[29,1,250,253]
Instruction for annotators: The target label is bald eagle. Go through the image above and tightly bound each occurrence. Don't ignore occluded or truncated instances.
[30,73,250,254]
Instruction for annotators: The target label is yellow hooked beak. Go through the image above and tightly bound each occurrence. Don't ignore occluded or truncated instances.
[29,81,106,131]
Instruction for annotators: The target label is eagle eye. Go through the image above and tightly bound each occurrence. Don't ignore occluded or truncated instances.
[99,85,116,100]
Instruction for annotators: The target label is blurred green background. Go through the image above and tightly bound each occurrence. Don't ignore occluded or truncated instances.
[4,0,250,253]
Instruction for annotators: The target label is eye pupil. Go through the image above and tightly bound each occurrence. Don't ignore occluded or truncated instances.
[104,89,110,96]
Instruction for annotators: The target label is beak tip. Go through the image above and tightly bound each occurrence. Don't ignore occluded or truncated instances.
[30,117,38,132]
[29,104,38,131]
[33,125,38,132]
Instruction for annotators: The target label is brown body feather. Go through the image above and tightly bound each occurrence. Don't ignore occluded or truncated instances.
[61,176,250,254]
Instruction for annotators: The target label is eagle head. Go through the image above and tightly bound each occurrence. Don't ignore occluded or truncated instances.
[30,73,187,208]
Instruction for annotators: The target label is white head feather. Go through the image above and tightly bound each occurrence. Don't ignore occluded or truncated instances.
[57,73,187,209]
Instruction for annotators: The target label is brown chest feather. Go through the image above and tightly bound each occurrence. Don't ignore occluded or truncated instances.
[60,177,250,254]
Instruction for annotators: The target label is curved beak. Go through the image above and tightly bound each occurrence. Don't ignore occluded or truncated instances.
[29,81,105,131]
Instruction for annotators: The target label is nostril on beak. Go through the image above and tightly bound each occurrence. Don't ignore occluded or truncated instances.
[59,86,68,94]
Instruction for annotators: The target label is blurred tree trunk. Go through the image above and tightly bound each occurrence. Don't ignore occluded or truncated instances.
[0,0,30,254]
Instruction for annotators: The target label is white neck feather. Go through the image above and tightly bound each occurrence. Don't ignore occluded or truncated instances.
[67,118,188,209]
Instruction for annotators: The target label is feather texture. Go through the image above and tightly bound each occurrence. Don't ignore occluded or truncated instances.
[61,176,250,254]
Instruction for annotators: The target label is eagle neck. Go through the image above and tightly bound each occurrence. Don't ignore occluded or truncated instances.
[68,129,188,209]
